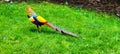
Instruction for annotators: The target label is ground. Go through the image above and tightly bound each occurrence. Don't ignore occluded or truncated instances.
[0,2,120,54]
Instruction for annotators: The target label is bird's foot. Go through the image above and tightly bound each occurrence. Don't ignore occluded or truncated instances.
[37,29,41,32]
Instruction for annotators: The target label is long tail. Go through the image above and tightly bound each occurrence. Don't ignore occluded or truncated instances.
[45,22,78,37]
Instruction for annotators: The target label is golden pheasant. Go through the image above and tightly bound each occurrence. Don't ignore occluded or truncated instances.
[26,7,78,37]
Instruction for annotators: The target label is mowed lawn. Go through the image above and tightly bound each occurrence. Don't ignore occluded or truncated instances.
[0,2,120,54]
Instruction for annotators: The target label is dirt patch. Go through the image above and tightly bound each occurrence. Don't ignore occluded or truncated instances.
[49,0,120,17]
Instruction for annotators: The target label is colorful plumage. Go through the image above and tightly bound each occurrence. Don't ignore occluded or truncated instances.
[26,7,78,37]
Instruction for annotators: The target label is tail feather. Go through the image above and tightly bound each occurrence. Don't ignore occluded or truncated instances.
[45,22,78,37]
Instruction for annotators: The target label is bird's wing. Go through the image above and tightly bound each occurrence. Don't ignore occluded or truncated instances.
[36,16,48,24]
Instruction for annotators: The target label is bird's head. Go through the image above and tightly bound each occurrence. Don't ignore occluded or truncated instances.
[26,7,37,18]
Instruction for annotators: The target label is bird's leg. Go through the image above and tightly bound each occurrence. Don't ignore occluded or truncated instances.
[37,25,41,32]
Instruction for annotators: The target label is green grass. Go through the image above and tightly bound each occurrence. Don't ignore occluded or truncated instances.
[0,2,120,54]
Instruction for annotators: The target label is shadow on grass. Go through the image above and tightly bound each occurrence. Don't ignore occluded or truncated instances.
[30,28,59,35]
